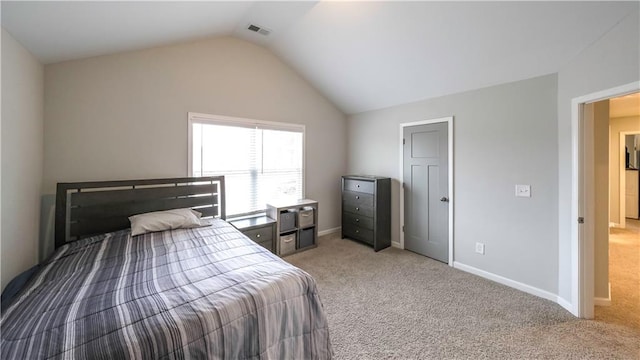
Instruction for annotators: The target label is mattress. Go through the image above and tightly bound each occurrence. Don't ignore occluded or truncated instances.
[1,219,332,359]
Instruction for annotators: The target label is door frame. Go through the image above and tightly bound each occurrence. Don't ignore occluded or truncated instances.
[570,81,639,318]
[399,116,454,266]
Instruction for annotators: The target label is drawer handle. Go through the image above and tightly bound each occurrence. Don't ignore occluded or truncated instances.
[355,229,360,233]
[355,218,360,222]
[355,207,360,211]
[256,234,261,238]
[357,184,360,188]
[355,195,360,199]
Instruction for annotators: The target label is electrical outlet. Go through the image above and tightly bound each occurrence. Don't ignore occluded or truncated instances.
[475,242,485,255]
[515,184,531,198]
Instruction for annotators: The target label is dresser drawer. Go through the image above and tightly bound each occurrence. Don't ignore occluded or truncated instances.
[342,212,374,230]
[342,191,374,207]
[343,179,374,194]
[342,202,374,217]
[243,226,274,244]
[343,224,374,245]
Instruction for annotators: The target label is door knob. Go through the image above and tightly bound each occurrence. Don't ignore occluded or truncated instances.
[440,197,449,202]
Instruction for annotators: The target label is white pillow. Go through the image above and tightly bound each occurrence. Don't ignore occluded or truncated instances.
[129,208,203,236]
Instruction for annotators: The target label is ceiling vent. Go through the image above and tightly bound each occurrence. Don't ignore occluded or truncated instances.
[247,24,271,36]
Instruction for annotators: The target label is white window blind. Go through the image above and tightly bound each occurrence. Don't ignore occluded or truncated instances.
[190,113,304,217]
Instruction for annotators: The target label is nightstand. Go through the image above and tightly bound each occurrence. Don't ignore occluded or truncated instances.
[229,216,277,253]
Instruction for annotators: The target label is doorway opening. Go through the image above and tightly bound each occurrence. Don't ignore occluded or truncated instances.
[594,95,639,328]
[571,82,639,326]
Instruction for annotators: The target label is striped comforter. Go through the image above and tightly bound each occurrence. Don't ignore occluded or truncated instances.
[1,219,332,359]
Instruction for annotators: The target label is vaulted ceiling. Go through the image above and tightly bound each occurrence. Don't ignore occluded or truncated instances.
[2,1,637,114]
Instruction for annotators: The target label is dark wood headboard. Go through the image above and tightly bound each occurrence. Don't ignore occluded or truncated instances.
[55,176,225,248]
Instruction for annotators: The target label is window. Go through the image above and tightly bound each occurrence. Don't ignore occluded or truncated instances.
[189,113,304,217]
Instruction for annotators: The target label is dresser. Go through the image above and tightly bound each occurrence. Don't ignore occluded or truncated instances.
[341,175,391,251]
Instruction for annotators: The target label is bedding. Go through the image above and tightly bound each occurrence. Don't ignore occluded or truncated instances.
[1,265,40,310]
[1,219,332,359]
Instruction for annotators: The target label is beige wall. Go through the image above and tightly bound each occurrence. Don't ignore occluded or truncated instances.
[609,115,640,225]
[1,29,44,290]
[348,74,559,294]
[591,101,609,300]
[44,37,347,245]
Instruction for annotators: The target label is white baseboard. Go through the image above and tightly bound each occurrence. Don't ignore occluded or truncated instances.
[318,227,341,237]
[391,241,402,249]
[557,297,574,314]
[453,261,558,303]
[594,282,611,306]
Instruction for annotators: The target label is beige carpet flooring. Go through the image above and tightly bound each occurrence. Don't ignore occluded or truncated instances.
[286,234,640,359]
[596,219,640,330]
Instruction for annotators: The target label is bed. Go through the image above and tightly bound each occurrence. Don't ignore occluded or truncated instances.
[1,176,332,359]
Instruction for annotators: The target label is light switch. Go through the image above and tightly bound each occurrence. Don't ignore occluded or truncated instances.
[515,184,531,198]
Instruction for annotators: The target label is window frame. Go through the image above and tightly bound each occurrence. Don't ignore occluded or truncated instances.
[187,112,306,216]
